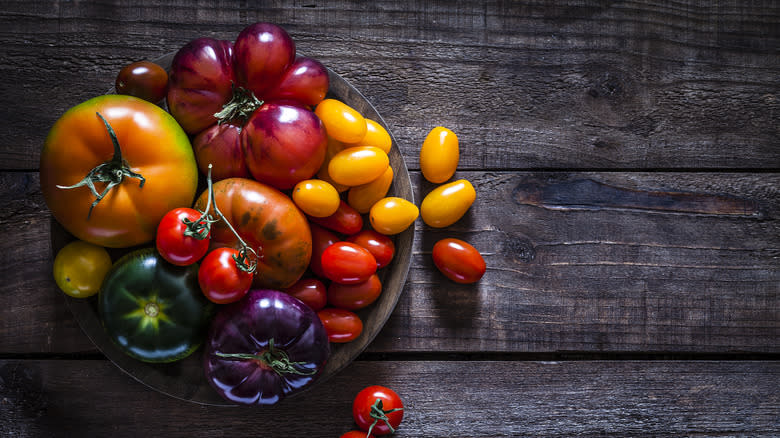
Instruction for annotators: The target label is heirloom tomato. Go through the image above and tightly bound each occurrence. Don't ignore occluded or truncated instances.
[317,308,363,343]
[321,242,377,285]
[167,22,329,189]
[53,240,112,298]
[353,385,404,436]
[193,178,312,290]
[420,179,476,228]
[432,238,486,284]
[99,248,214,363]
[420,126,459,183]
[40,95,198,248]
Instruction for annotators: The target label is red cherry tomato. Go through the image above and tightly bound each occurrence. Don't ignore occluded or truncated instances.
[341,431,375,438]
[155,207,210,266]
[283,277,327,311]
[321,242,377,284]
[115,61,169,103]
[353,385,404,436]
[317,308,363,343]
[308,200,363,235]
[309,223,340,279]
[328,274,382,310]
[347,230,395,269]
[432,238,486,284]
[198,247,254,304]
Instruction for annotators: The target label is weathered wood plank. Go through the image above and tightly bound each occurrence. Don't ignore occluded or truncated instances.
[1,359,778,437]
[2,171,777,354]
[0,0,778,171]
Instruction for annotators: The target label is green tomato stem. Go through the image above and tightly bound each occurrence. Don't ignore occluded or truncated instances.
[366,398,404,436]
[214,338,315,377]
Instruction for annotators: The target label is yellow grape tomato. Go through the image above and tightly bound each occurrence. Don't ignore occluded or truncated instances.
[317,137,350,192]
[315,98,367,143]
[328,146,389,187]
[369,197,419,235]
[421,179,476,228]
[53,240,113,298]
[420,126,459,183]
[346,119,392,154]
[293,179,341,217]
[348,166,394,214]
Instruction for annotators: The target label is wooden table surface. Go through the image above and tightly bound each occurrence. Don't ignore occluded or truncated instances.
[1,1,778,436]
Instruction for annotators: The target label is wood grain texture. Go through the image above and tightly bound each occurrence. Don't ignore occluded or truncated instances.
[1,359,778,437]
[0,0,778,171]
[3,171,777,354]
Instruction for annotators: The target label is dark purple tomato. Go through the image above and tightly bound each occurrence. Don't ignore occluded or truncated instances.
[192,122,250,181]
[115,61,169,103]
[320,242,377,285]
[432,238,486,284]
[242,102,327,190]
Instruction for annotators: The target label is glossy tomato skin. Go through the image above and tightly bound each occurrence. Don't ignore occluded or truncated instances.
[309,200,364,235]
[242,102,328,190]
[283,277,327,311]
[432,238,486,284]
[315,98,367,143]
[420,126,459,184]
[328,274,382,310]
[99,248,214,363]
[321,242,377,285]
[233,22,296,97]
[328,146,389,187]
[317,308,363,343]
[353,385,404,436]
[156,208,210,266]
[198,248,253,304]
[264,56,329,106]
[420,179,476,228]
[192,122,251,181]
[193,178,312,290]
[369,197,419,236]
[115,61,168,103]
[167,38,235,135]
[309,223,340,279]
[41,95,198,248]
[53,240,112,298]
[347,230,395,269]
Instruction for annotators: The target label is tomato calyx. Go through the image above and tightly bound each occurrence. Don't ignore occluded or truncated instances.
[366,398,404,436]
[181,165,218,240]
[213,82,264,124]
[214,338,316,377]
[57,112,146,219]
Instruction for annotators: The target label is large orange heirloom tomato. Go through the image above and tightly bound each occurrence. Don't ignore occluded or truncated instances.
[40,95,198,248]
[193,177,312,290]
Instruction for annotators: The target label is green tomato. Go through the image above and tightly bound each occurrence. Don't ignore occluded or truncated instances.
[53,240,113,298]
[98,248,214,363]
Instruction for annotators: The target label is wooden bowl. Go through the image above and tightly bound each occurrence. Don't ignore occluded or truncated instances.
[51,52,414,406]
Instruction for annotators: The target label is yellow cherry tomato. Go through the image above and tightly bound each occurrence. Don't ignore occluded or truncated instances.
[346,119,392,154]
[317,137,350,192]
[293,179,341,217]
[348,166,394,214]
[420,126,459,183]
[328,146,389,187]
[315,98,367,143]
[421,179,476,228]
[369,197,419,235]
[53,240,113,298]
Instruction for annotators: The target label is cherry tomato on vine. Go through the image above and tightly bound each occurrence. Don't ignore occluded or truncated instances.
[155,207,210,266]
[53,240,112,298]
[283,277,327,311]
[347,230,395,269]
[115,61,169,103]
[198,247,254,304]
[317,308,363,343]
[321,242,377,285]
[328,274,382,310]
[353,385,404,436]
[432,238,486,284]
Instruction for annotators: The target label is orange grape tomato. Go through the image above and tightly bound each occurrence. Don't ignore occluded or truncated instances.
[420,179,476,228]
[369,197,419,235]
[346,118,392,154]
[315,98,367,143]
[347,165,394,214]
[292,179,341,217]
[420,126,459,183]
[328,146,389,187]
